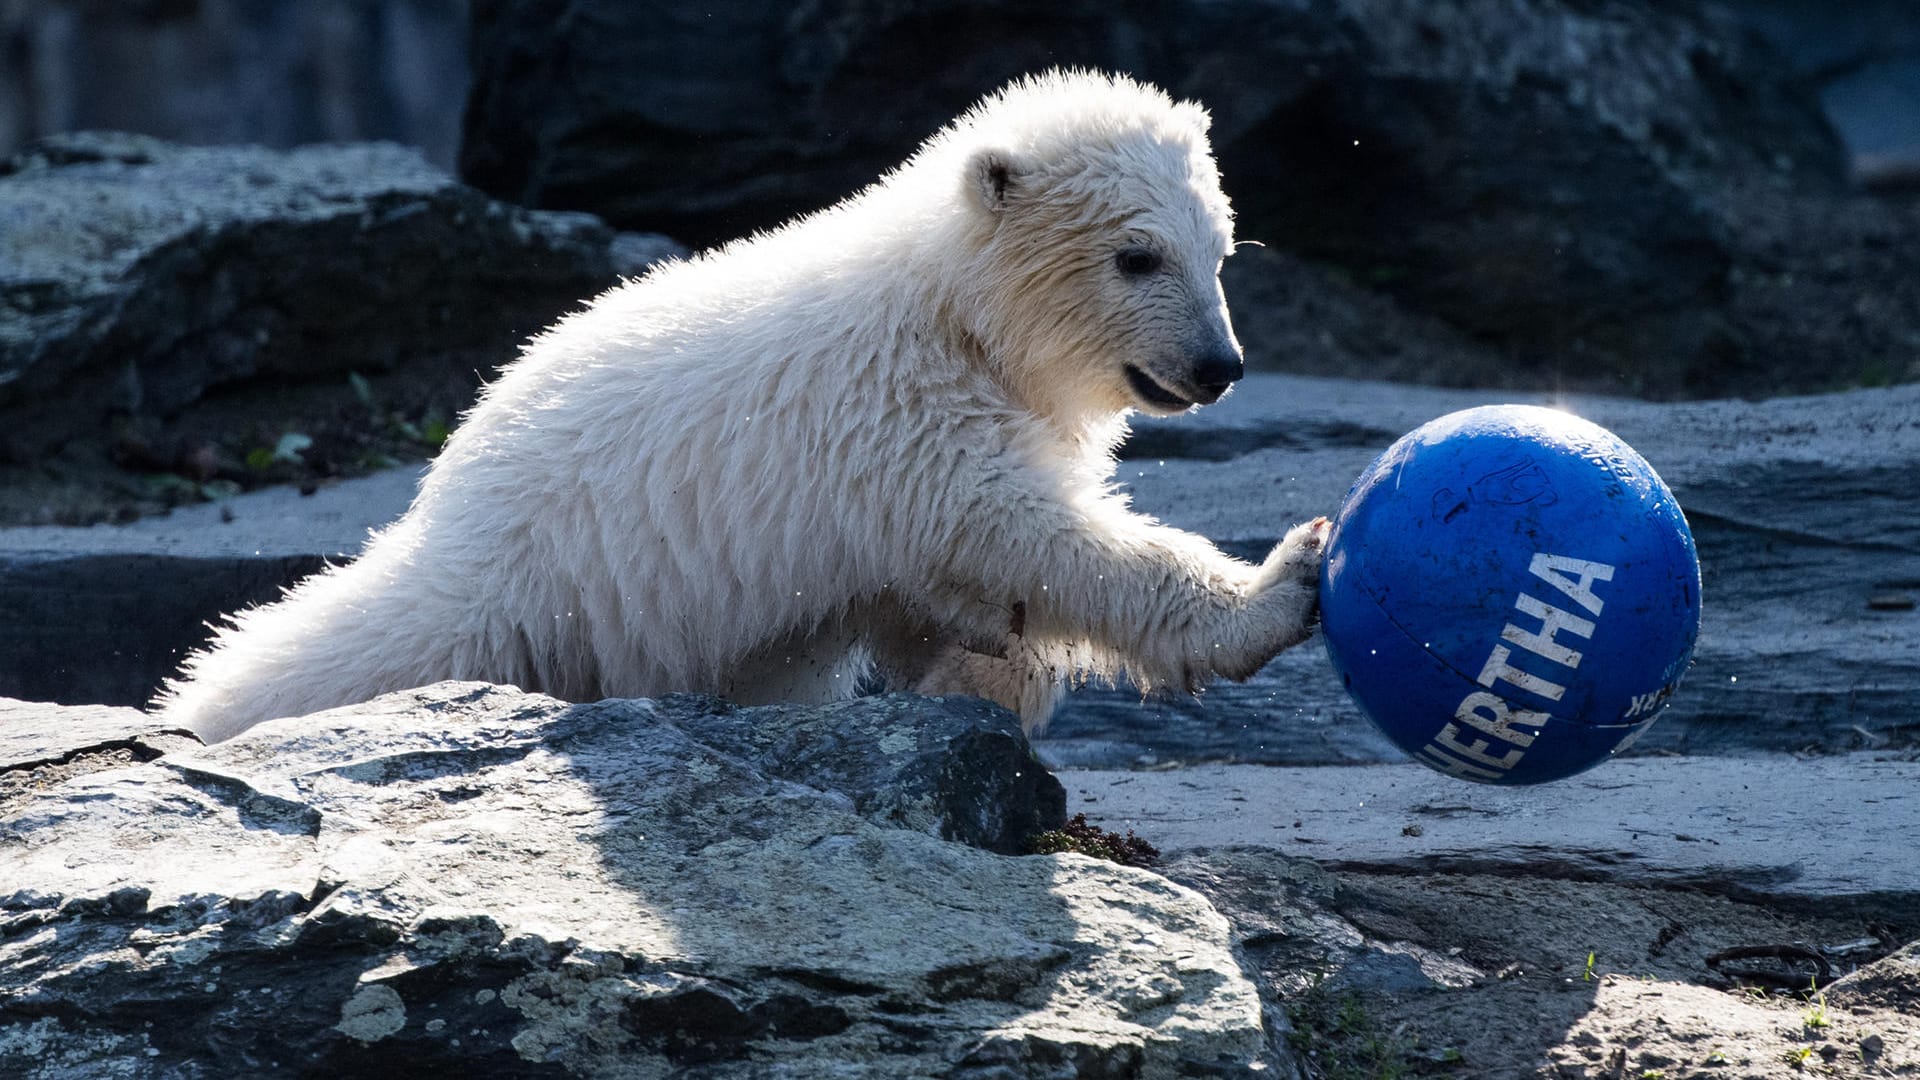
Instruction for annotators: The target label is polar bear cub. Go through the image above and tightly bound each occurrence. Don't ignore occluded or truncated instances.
[159,70,1329,742]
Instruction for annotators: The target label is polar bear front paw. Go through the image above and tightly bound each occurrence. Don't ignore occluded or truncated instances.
[1265,516,1330,586]
[1209,516,1330,683]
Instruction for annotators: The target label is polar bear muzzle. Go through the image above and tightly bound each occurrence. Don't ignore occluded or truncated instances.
[1188,346,1244,403]
[1123,344,1243,411]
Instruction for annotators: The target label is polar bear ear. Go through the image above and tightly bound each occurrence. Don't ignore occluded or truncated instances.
[965,147,1029,215]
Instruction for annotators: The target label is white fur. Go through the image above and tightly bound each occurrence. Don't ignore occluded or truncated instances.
[157,70,1329,743]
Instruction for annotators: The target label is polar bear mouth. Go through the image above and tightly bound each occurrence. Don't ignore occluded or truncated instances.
[1124,365,1194,410]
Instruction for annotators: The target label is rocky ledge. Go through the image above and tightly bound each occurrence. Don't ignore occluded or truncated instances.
[0,133,682,525]
[7,685,1917,1078]
[0,685,1282,1079]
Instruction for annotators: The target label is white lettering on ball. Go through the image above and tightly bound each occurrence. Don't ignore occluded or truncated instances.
[1421,553,1618,780]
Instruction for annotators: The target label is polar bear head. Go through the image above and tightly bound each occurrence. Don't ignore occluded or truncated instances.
[946,71,1244,422]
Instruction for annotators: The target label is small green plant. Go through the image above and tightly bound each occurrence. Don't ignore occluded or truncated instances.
[1785,1045,1814,1069]
[389,413,453,450]
[1640,1070,1666,1079]
[1802,977,1831,1030]
[1584,951,1597,981]
[1284,980,1415,1080]
[246,431,312,471]
[1704,1049,1729,1066]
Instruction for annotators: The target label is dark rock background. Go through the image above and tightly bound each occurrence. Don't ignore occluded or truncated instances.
[1730,0,1920,191]
[7,0,1916,184]
[455,0,1920,398]
[3,1,1919,406]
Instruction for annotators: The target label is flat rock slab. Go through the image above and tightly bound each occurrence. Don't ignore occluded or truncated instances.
[0,699,182,769]
[1062,755,1920,910]
[0,464,425,562]
[0,683,1275,1078]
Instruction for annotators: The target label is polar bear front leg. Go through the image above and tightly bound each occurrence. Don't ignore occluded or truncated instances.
[923,478,1330,696]
[859,598,1065,729]
[910,645,1059,727]
[907,643,1064,731]
[1209,515,1330,680]
[1091,513,1329,690]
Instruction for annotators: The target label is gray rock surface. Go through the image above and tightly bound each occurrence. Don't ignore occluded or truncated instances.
[0,698,189,770]
[1075,755,1920,1077]
[1061,755,1920,911]
[1157,845,1918,1078]
[459,0,1920,397]
[681,693,1068,855]
[0,683,1277,1078]
[0,131,681,466]
[1830,941,1920,1012]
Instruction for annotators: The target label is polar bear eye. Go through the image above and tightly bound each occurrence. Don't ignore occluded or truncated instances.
[1115,247,1163,278]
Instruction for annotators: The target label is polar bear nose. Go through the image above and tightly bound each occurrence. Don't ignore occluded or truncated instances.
[1190,349,1245,401]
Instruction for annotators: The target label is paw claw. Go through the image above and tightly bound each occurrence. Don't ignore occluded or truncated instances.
[1298,516,1330,552]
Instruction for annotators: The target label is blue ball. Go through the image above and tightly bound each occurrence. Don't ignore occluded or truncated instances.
[1319,405,1701,785]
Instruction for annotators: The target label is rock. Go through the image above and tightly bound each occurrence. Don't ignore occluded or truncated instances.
[681,693,1068,855]
[0,683,1277,1078]
[1153,846,1920,1079]
[0,699,199,815]
[463,0,1841,247]
[1720,0,1920,182]
[1061,755,1920,911]
[1218,246,1520,391]
[0,698,190,771]
[459,0,1908,396]
[1829,941,1920,1012]
[0,132,683,468]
